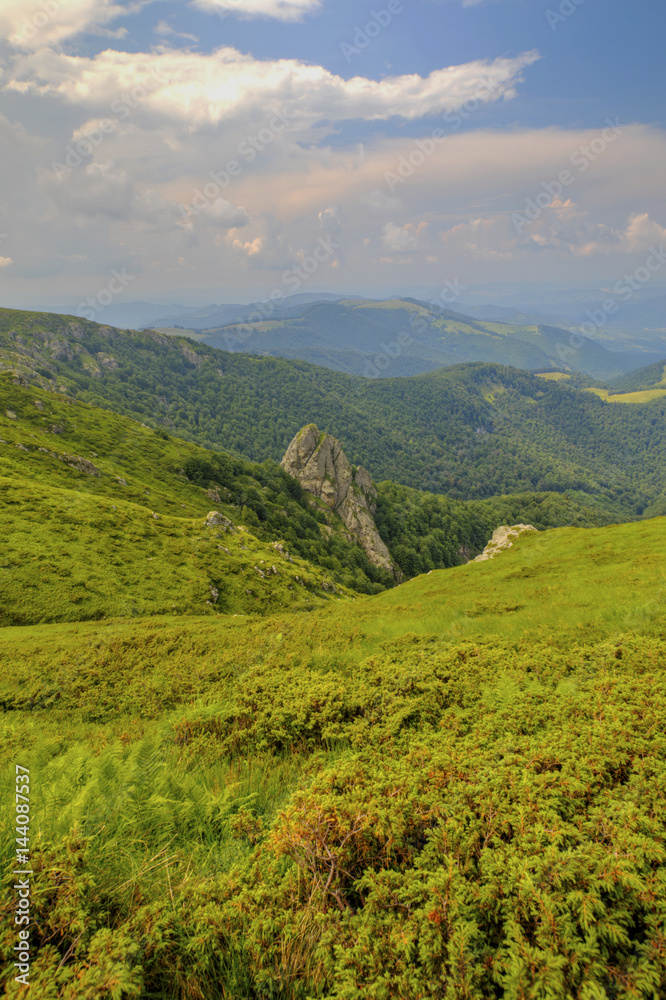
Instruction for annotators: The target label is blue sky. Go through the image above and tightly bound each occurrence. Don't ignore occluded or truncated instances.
[0,0,665,311]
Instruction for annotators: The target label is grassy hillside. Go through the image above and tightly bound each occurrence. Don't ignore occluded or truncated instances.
[1,307,665,519]
[0,373,399,612]
[203,297,644,381]
[0,372,636,614]
[1,517,665,997]
[608,359,666,395]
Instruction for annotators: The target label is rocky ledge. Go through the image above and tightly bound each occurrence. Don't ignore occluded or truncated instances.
[474,524,537,562]
[281,424,399,578]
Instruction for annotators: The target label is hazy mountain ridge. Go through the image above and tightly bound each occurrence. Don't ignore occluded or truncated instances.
[199,296,655,381]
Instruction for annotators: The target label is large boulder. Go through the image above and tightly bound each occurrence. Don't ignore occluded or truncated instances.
[281,424,399,578]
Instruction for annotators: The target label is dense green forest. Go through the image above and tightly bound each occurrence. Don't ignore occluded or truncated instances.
[1,308,665,521]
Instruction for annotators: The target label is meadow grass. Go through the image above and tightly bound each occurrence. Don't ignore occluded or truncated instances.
[586,385,666,404]
[1,513,665,996]
[2,371,666,996]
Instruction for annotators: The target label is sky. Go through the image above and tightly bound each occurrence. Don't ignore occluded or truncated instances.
[0,0,665,315]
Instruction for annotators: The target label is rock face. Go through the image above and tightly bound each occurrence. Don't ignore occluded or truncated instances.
[281,424,398,578]
[474,524,537,562]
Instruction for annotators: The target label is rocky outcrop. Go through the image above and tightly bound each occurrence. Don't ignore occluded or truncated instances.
[474,524,537,562]
[205,511,236,532]
[281,424,399,578]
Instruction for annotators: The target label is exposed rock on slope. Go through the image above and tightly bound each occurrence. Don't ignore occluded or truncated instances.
[474,524,537,562]
[281,424,399,578]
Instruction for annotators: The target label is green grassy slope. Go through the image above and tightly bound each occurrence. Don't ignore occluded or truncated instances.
[1,473,355,625]
[0,373,398,618]
[0,372,635,618]
[1,518,665,997]
[1,306,665,516]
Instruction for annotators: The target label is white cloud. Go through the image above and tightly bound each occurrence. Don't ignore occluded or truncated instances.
[228,214,295,268]
[515,201,666,257]
[40,160,135,221]
[7,47,539,128]
[187,197,250,230]
[613,212,666,253]
[1,0,139,51]
[441,218,513,260]
[382,221,428,252]
[436,202,666,263]
[193,0,322,20]
[39,159,209,233]
[0,257,13,267]
[155,20,199,42]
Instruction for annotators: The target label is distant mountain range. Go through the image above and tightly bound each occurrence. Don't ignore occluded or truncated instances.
[465,296,666,332]
[172,296,661,381]
[78,293,347,332]
[1,305,665,520]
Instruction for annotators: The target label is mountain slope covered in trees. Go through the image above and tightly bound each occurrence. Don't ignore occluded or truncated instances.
[1,373,623,617]
[1,307,665,522]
